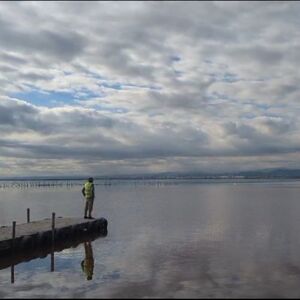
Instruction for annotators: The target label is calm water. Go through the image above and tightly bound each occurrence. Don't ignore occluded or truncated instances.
[1,179,300,298]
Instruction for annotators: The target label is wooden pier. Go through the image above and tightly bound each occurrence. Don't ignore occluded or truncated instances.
[0,215,108,257]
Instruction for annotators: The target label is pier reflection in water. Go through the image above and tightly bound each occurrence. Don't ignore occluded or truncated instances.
[81,241,94,281]
[2,229,107,284]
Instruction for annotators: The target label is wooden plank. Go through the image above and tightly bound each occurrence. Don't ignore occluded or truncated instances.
[0,220,107,271]
[0,217,108,256]
[0,217,100,242]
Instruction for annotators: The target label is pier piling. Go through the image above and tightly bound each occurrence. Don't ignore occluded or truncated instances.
[27,208,30,223]
[51,212,55,272]
[11,221,16,284]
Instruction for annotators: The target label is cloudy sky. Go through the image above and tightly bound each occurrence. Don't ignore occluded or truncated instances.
[1,1,300,177]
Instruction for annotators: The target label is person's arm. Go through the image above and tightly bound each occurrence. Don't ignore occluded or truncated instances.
[82,186,85,197]
[92,184,95,198]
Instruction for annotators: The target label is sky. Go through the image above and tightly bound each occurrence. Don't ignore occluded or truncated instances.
[1,1,300,177]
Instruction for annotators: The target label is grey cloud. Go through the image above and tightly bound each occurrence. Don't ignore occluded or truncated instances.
[97,43,157,81]
[63,111,115,129]
[0,100,118,138]
[0,2,300,175]
[223,120,300,157]
[0,64,18,74]
[17,71,54,82]
[0,131,208,161]
[224,120,292,140]
[1,120,297,162]
[40,29,87,61]
[260,118,294,135]
[0,52,28,65]
[128,1,237,41]
[228,45,284,66]
[143,81,215,112]
[1,97,299,167]
[0,99,38,125]
[224,122,258,139]
[0,100,58,135]
[0,17,87,62]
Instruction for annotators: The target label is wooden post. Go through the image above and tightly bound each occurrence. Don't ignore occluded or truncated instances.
[11,221,16,283]
[51,212,55,245]
[51,212,55,272]
[51,251,55,272]
[27,208,30,223]
[12,221,16,246]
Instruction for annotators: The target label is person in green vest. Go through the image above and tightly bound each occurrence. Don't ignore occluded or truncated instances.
[82,177,95,219]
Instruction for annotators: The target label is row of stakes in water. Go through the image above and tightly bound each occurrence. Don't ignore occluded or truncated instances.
[0,179,187,189]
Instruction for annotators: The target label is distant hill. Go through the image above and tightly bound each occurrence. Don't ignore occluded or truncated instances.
[235,168,300,178]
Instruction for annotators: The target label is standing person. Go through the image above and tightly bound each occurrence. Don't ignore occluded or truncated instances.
[82,177,95,219]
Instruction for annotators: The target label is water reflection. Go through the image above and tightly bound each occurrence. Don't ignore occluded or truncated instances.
[2,180,300,297]
[81,242,94,281]
[3,230,105,284]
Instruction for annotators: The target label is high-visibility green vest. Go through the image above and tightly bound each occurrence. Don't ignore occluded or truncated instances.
[84,182,94,199]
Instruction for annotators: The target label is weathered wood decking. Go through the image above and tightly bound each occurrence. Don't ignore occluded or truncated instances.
[0,217,108,257]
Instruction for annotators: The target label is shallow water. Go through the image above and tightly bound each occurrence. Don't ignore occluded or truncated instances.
[1,179,300,298]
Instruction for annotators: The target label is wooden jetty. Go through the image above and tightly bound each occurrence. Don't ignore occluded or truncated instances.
[0,227,106,271]
[0,215,108,257]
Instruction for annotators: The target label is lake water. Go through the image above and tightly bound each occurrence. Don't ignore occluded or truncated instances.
[1,179,300,298]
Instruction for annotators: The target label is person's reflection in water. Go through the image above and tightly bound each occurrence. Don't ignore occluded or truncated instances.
[81,241,94,281]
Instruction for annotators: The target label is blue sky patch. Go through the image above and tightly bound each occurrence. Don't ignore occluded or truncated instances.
[100,82,123,90]
[10,86,104,107]
[99,81,161,91]
[10,89,75,107]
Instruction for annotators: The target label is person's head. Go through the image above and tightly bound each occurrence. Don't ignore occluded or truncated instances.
[88,177,93,183]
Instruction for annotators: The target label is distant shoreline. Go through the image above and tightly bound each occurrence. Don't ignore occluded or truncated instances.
[2,175,300,181]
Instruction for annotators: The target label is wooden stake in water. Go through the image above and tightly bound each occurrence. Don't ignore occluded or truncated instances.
[51,212,55,272]
[11,221,16,284]
[27,208,30,223]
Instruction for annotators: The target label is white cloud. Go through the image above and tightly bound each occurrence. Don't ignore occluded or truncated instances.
[1,1,300,176]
